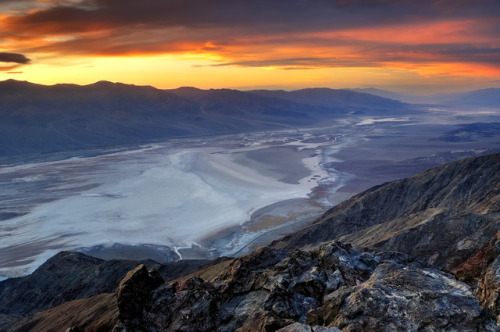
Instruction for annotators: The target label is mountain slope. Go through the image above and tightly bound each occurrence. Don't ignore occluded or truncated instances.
[453,88,500,107]
[0,80,411,157]
[271,153,500,270]
[249,87,406,114]
[7,242,497,331]
[0,251,215,322]
[0,80,200,155]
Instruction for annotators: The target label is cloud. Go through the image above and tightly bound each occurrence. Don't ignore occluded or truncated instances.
[0,52,30,64]
[4,0,500,33]
[211,57,383,69]
[1,0,499,73]
[5,0,500,39]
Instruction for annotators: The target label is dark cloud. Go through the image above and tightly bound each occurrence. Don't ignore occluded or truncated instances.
[7,0,500,36]
[0,52,30,64]
[1,0,500,70]
[0,0,33,3]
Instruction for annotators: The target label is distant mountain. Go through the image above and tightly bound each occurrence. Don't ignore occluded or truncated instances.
[0,80,411,157]
[433,122,500,142]
[348,87,430,104]
[0,80,200,156]
[249,87,405,112]
[167,87,327,121]
[2,154,499,331]
[453,88,500,108]
[351,87,500,106]
[349,87,405,101]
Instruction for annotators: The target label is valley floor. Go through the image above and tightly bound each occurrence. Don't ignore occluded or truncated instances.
[1,109,499,279]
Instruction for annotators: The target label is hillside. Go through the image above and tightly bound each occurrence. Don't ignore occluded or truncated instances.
[453,88,500,108]
[249,88,405,112]
[351,87,500,106]
[1,153,499,331]
[0,80,410,157]
[271,153,500,270]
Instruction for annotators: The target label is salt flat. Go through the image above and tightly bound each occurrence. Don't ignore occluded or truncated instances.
[0,131,340,278]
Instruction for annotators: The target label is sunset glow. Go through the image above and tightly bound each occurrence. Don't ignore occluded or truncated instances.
[1,0,499,92]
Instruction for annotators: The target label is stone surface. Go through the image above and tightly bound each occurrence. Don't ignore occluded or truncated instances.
[116,265,164,321]
[454,231,500,326]
[136,242,496,331]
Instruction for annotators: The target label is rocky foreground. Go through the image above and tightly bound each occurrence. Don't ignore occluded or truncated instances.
[1,153,499,331]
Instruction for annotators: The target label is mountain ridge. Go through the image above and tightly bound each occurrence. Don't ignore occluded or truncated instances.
[271,153,500,270]
[0,79,412,157]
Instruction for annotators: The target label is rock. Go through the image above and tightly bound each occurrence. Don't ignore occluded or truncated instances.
[115,264,163,327]
[0,251,216,329]
[5,239,498,332]
[454,231,500,325]
[141,241,499,331]
[322,263,491,331]
[0,251,212,320]
[277,322,341,332]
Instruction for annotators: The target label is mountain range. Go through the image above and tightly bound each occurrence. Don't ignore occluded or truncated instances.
[2,79,497,158]
[1,153,499,331]
[353,87,500,106]
[0,80,409,157]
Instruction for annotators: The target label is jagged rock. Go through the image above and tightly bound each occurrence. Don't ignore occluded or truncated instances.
[454,231,500,325]
[141,241,497,331]
[276,322,341,331]
[313,262,492,331]
[5,239,497,332]
[0,251,214,329]
[482,255,500,323]
[115,264,164,329]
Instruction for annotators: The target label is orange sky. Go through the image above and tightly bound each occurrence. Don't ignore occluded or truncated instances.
[0,0,499,93]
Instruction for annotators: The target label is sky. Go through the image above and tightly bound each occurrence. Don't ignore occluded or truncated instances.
[0,0,499,93]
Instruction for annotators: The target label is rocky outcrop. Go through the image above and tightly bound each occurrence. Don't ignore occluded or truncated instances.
[9,241,498,331]
[454,231,500,323]
[136,242,497,331]
[20,242,485,332]
[272,153,500,270]
[0,251,134,318]
[114,264,164,330]
[309,262,489,331]
[0,251,214,329]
